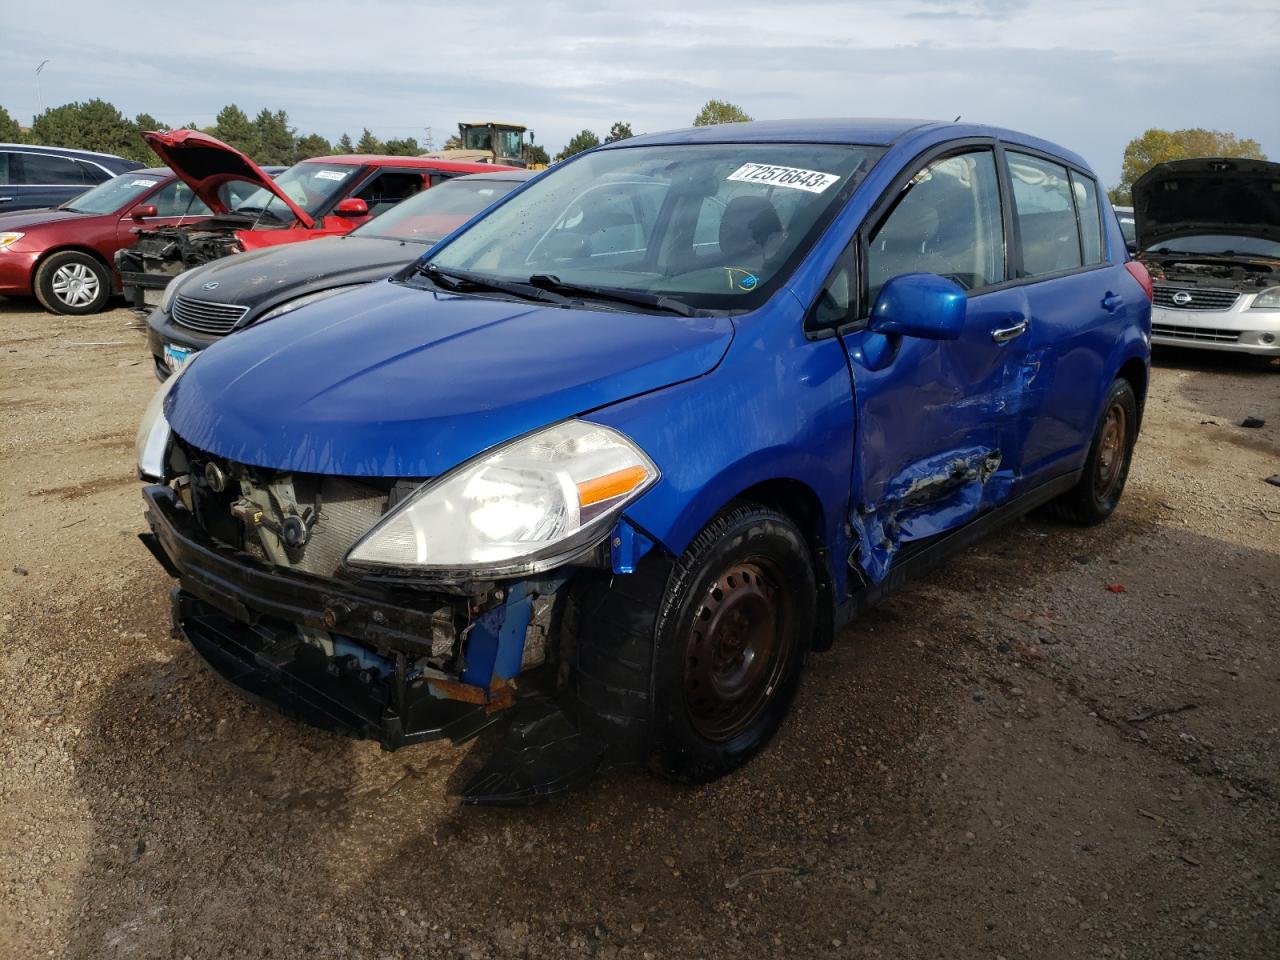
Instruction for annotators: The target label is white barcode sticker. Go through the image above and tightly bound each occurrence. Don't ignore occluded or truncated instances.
[726,163,840,193]
[314,170,347,181]
[129,179,159,187]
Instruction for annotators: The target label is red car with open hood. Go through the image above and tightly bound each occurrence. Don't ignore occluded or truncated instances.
[117,129,515,308]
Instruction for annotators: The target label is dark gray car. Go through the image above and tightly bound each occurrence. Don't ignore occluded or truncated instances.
[146,170,536,380]
[0,144,141,212]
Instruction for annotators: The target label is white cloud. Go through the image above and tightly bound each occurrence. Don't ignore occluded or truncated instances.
[2,0,1276,184]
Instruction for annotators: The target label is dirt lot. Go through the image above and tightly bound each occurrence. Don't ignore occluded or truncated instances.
[1,299,1277,960]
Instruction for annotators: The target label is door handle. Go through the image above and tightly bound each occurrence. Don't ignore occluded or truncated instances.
[991,319,1028,343]
[1101,292,1123,313]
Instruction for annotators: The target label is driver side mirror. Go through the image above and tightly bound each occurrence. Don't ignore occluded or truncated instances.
[868,273,966,340]
[129,204,158,220]
[334,197,369,217]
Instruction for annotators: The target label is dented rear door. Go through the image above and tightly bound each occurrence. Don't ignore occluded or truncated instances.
[841,146,1031,583]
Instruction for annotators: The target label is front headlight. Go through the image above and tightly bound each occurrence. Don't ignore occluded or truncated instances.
[158,274,182,313]
[135,361,189,481]
[1250,286,1280,310]
[258,284,365,323]
[346,420,659,578]
[0,232,24,251]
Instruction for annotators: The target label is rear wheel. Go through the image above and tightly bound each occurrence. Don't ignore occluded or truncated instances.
[1052,378,1138,525]
[35,251,112,315]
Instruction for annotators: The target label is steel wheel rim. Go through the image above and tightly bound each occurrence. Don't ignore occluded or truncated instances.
[1094,402,1127,500]
[683,557,793,742]
[51,263,100,307]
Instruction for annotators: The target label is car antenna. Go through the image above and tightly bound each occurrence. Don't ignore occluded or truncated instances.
[954,115,962,122]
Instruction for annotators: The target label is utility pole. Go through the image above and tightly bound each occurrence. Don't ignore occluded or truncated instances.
[35,59,50,116]
[423,126,434,152]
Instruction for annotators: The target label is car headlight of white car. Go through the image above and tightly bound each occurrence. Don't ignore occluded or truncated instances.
[346,420,659,578]
[135,361,190,481]
[1250,286,1280,310]
[258,285,365,323]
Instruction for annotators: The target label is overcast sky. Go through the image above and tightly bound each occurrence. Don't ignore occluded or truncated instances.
[3,0,1276,185]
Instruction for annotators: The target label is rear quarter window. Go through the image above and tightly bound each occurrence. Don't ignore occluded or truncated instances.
[1071,172,1105,264]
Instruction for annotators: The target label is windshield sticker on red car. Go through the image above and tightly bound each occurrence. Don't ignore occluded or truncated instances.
[313,170,347,181]
[726,163,841,194]
[129,179,159,188]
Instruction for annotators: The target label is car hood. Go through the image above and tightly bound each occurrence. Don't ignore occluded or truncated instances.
[0,207,95,230]
[143,129,315,228]
[1133,157,1280,248]
[172,236,423,317]
[166,280,734,477]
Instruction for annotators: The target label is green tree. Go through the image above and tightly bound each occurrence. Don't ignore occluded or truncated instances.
[355,128,382,154]
[381,136,421,156]
[604,121,633,144]
[692,99,752,127]
[29,99,146,162]
[253,108,296,164]
[555,129,600,162]
[211,104,256,155]
[335,132,355,153]
[1110,127,1267,204]
[525,143,550,165]
[0,105,23,142]
[133,113,167,164]
[295,133,332,160]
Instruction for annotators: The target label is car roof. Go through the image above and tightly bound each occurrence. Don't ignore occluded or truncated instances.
[607,118,1092,172]
[0,141,132,161]
[451,170,539,182]
[301,155,519,171]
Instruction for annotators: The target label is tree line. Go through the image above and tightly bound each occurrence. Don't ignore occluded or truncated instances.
[5,97,1262,196]
[0,98,756,169]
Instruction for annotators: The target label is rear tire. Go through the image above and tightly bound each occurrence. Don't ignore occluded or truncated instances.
[1051,378,1138,525]
[34,251,112,315]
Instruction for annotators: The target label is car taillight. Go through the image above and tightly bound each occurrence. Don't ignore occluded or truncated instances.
[1124,261,1153,301]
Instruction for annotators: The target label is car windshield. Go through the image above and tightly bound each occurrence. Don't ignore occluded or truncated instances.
[420,142,883,312]
[353,177,525,244]
[229,161,359,220]
[1145,234,1280,259]
[61,173,164,214]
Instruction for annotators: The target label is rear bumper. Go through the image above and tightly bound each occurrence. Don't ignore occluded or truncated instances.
[140,483,507,749]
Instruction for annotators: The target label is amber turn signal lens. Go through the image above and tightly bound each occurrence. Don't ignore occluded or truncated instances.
[577,465,649,507]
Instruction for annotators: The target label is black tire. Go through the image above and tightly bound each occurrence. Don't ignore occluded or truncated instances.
[1051,378,1138,525]
[563,504,816,784]
[34,251,112,315]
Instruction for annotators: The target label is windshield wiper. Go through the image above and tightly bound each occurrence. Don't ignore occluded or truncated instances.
[414,262,557,304]
[526,274,696,317]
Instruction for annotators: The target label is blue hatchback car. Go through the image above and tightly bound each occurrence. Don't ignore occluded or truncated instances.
[137,119,1153,802]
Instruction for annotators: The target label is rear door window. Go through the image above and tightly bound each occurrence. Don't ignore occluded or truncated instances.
[1008,152,1083,277]
[18,152,88,185]
[0,152,10,185]
[865,149,1005,307]
[76,160,110,185]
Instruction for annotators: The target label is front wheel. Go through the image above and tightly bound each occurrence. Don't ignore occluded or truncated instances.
[1052,378,1138,525]
[650,505,816,783]
[34,251,112,315]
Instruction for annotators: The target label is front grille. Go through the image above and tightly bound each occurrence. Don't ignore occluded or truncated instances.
[1151,323,1241,344]
[1152,285,1240,312]
[171,295,250,336]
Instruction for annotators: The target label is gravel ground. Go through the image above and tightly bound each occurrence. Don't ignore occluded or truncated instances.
[1,299,1277,960]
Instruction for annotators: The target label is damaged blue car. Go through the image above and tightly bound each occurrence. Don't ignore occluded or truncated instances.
[136,119,1153,802]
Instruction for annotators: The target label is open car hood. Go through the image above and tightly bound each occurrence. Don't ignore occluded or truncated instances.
[143,129,315,228]
[1133,157,1280,249]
